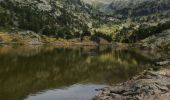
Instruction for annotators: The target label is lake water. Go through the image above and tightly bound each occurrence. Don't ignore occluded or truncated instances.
[0,45,166,100]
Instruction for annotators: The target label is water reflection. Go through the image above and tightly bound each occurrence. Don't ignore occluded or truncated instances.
[0,45,164,100]
[25,84,106,100]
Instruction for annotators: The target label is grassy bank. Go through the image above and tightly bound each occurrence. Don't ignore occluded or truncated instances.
[0,31,112,46]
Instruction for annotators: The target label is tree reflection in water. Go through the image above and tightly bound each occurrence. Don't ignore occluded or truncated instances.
[0,45,164,100]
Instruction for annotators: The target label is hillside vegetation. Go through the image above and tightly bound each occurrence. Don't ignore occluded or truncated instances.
[0,0,170,47]
[0,0,94,38]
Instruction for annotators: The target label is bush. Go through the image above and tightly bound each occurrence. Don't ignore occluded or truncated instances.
[91,32,113,43]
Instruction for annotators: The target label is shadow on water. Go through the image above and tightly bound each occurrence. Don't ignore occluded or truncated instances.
[0,45,168,100]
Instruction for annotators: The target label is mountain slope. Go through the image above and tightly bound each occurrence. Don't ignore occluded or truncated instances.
[83,0,170,16]
[83,0,170,44]
[0,0,170,46]
[0,0,93,38]
[109,0,170,17]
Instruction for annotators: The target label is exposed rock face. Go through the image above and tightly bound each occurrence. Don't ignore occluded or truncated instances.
[93,69,170,100]
[0,0,92,38]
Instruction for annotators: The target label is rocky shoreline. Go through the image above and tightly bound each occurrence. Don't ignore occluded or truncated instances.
[93,69,170,100]
[93,60,170,100]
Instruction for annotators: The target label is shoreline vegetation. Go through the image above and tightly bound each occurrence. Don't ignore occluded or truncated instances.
[0,31,170,51]
[0,31,110,46]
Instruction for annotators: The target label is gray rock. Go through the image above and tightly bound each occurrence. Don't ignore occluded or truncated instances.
[93,70,170,100]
